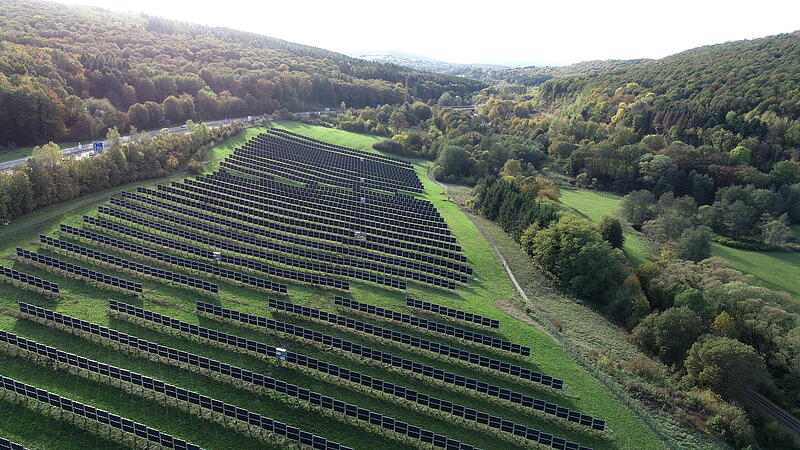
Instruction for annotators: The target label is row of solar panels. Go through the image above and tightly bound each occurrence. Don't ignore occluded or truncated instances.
[198,301,604,431]
[160,181,458,249]
[115,301,592,450]
[94,208,465,288]
[334,297,529,356]
[179,177,451,239]
[242,136,420,192]
[239,140,420,194]
[19,302,474,450]
[37,235,220,294]
[15,248,142,293]
[0,330,350,450]
[0,266,60,294]
[407,298,500,329]
[104,301,478,449]
[53,229,290,294]
[0,438,26,450]
[205,171,444,225]
[267,128,413,169]
[104,200,471,276]
[0,373,201,450]
[269,298,564,389]
[123,190,467,262]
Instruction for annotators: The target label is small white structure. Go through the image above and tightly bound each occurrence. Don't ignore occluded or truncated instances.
[354,231,365,240]
[212,252,221,262]
[276,348,287,361]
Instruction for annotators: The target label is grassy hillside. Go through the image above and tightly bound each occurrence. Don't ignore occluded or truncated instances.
[558,189,652,265]
[711,244,800,306]
[0,123,667,449]
[559,189,800,306]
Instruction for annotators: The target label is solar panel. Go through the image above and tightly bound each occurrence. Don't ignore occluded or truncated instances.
[0,266,60,294]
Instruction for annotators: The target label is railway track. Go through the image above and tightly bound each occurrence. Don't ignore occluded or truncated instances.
[744,387,800,435]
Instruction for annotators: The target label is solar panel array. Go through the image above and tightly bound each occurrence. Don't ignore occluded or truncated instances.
[335,297,530,356]
[134,186,464,259]
[58,224,300,292]
[0,330,349,450]
[0,267,59,294]
[192,173,444,231]
[269,298,564,389]
[407,298,500,329]
[22,301,478,450]
[15,248,142,293]
[114,301,590,450]
[0,372,201,450]
[210,168,438,223]
[37,235,218,293]
[81,217,389,290]
[198,301,604,431]
[0,438,27,450]
[224,129,423,193]
[100,202,468,282]
[114,191,468,267]
[167,180,452,243]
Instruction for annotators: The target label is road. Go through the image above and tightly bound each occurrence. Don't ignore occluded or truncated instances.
[0,109,337,171]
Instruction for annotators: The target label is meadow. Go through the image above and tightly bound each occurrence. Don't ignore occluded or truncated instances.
[558,189,652,265]
[558,188,800,306]
[0,122,665,449]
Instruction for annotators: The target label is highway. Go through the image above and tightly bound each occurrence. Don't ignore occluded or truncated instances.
[0,109,337,171]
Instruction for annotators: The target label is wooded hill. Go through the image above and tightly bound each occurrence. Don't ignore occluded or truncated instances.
[0,0,485,147]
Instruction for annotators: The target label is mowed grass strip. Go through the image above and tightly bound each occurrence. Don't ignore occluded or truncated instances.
[0,122,665,449]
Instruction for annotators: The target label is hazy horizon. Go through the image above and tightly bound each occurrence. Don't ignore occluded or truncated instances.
[46,0,800,67]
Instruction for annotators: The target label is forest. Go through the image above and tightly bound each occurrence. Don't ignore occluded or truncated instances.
[0,0,484,148]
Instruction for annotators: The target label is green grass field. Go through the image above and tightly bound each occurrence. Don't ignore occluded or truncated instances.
[559,189,799,306]
[558,189,652,265]
[0,141,80,163]
[711,244,800,306]
[0,123,666,449]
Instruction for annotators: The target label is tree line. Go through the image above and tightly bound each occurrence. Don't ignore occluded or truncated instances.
[0,121,241,223]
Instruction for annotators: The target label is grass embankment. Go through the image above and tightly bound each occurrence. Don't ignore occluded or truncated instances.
[0,123,664,449]
[558,189,652,265]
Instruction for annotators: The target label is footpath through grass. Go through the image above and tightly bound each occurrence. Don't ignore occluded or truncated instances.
[0,122,665,449]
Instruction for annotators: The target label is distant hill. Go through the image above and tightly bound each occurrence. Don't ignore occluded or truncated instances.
[474,59,652,85]
[356,52,651,87]
[532,31,800,142]
[355,51,510,75]
[0,0,486,147]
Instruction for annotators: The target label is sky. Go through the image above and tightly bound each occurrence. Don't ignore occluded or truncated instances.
[56,0,800,67]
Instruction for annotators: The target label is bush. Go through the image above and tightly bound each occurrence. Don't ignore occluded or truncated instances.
[706,402,755,448]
